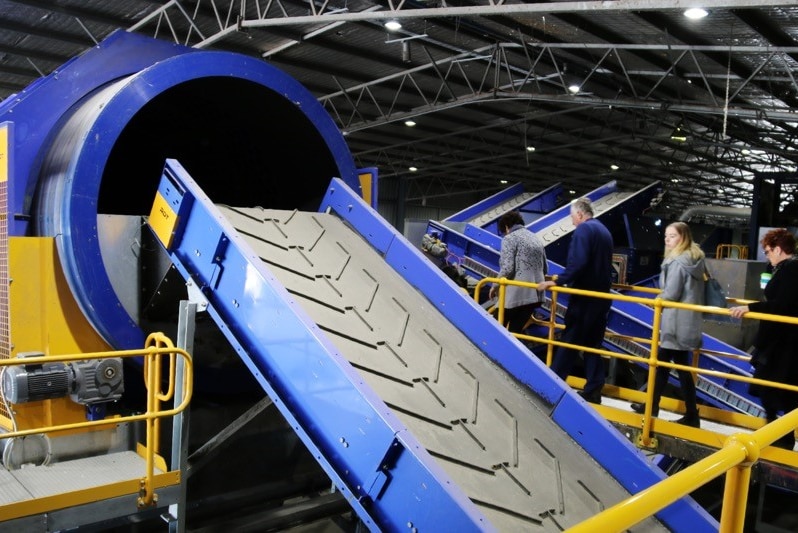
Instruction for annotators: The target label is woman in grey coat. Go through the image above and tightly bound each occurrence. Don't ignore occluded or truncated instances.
[489,211,547,335]
[632,221,704,427]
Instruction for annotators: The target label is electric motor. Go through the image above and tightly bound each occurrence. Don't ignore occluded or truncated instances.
[1,355,124,405]
[2,360,69,404]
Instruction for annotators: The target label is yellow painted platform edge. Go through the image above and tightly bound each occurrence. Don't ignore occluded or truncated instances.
[0,470,181,521]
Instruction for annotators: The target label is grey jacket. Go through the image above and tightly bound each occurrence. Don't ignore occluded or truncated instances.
[659,251,706,350]
[497,225,547,309]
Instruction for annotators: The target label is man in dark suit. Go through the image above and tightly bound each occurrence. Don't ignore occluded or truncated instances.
[538,197,614,404]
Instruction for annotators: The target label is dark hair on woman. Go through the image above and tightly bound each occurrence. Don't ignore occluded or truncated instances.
[761,228,797,255]
[498,211,524,231]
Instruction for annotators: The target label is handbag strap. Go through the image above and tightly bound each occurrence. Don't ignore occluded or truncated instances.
[703,261,713,281]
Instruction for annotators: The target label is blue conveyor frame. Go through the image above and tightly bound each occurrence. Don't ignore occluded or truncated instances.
[150,159,715,531]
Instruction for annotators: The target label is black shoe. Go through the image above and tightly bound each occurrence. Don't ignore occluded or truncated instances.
[630,402,658,416]
[676,415,700,428]
[578,390,602,405]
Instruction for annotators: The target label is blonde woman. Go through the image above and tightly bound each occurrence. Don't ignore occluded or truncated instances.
[631,221,704,427]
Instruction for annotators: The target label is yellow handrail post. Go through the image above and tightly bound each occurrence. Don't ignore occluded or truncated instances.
[640,297,664,446]
[720,465,751,532]
[719,434,758,533]
[139,332,180,508]
[139,343,158,508]
[546,289,559,367]
[496,278,507,328]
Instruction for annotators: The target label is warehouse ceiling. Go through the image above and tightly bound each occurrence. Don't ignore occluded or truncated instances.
[1,0,798,222]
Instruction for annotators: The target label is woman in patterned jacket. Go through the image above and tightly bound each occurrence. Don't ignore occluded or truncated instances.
[489,211,548,335]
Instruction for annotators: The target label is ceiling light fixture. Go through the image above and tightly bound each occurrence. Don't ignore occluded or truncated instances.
[500,179,508,184]
[568,84,581,94]
[404,120,416,127]
[408,166,418,172]
[384,20,402,31]
[610,164,619,170]
[526,145,536,152]
[670,125,687,142]
[401,41,411,63]
[684,8,708,20]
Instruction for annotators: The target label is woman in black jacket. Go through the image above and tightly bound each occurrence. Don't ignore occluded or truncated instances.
[730,228,798,450]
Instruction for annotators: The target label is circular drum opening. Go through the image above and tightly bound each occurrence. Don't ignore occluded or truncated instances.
[35,51,356,352]
[100,77,342,213]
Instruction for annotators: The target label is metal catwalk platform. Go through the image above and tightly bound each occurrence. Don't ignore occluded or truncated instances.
[218,205,666,531]
[0,450,178,531]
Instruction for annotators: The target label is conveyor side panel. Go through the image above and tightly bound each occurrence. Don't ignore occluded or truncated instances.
[452,183,563,233]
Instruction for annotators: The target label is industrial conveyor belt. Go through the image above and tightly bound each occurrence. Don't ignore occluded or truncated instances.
[531,190,634,245]
[218,205,660,531]
[149,159,716,531]
[460,191,543,228]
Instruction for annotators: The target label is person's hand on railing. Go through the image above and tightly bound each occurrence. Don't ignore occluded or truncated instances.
[729,305,749,319]
[538,280,556,292]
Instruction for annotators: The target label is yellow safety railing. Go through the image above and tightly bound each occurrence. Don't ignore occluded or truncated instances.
[717,243,749,259]
[569,409,798,532]
[0,332,192,508]
[476,276,798,532]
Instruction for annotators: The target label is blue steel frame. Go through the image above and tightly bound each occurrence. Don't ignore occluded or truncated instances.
[0,31,358,350]
[152,159,492,532]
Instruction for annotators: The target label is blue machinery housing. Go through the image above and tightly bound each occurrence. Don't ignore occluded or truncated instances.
[1,31,718,530]
[1,30,357,349]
